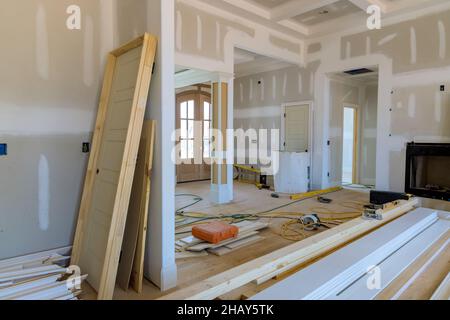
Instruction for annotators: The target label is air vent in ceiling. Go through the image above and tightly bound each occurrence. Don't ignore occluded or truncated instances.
[343,68,374,76]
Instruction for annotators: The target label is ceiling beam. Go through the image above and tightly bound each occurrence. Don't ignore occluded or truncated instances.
[270,0,338,22]
[193,0,307,39]
[348,0,388,13]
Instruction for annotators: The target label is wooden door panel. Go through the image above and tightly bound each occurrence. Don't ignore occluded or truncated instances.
[285,105,309,153]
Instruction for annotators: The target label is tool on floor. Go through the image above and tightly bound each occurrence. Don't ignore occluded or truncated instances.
[271,193,280,199]
[363,191,414,220]
[192,221,239,244]
[369,190,412,205]
[299,214,321,231]
[317,196,333,204]
[290,186,343,201]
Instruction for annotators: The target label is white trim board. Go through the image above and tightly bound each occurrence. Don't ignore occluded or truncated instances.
[334,219,449,300]
[0,274,61,299]
[251,208,440,300]
[0,246,72,270]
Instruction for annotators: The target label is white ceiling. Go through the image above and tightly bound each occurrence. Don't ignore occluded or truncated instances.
[292,0,361,26]
[213,0,445,39]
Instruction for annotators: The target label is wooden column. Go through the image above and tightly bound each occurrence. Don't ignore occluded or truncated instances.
[211,79,232,204]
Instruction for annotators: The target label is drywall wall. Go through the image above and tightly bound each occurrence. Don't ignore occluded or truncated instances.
[234,63,318,171]
[309,7,450,191]
[175,0,304,74]
[0,0,149,260]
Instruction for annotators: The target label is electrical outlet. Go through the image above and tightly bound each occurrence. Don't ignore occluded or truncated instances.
[440,85,445,92]
[0,144,7,156]
[82,142,90,153]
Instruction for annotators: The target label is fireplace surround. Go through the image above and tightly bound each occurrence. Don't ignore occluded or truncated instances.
[405,142,450,201]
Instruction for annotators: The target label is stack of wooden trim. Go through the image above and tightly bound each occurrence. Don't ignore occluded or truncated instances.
[0,247,87,300]
[251,208,448,300]
[175,221,268,258]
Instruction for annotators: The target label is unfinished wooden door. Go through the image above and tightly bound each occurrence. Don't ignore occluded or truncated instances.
[284,104,310,153]
[71,34,157,300]
[176,91,211,183]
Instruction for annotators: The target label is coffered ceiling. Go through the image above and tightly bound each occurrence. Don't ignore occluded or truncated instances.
[209,0,446,39]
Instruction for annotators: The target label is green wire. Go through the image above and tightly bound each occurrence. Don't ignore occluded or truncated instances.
[175,193,203,214]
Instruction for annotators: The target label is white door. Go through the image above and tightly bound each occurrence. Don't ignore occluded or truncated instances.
[284,104,310,153]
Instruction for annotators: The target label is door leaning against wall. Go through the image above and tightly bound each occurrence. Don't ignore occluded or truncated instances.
[176,86,212,183]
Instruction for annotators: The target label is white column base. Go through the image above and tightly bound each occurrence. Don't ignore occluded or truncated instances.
[210,183,232,204]
[145,262,178,292]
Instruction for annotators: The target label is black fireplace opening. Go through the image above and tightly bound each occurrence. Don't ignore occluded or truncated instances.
[405,143,450,201]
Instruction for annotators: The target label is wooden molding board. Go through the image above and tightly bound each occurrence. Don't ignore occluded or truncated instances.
[70,34,157,300]
[117,120,156,292]
[431,272,450,300]
[208,236,265,256]
[251,208,439,300]
[160,199,419,300]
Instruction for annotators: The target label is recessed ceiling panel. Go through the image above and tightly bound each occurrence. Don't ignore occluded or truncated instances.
[249,0,292,9]
[292,0,362,26]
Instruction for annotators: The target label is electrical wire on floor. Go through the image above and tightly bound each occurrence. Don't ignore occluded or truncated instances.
[175,194,203,214]
[174,193,369,241]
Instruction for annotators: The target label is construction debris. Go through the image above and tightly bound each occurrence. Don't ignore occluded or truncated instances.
[176,221,268,258]
[0,247,87,300]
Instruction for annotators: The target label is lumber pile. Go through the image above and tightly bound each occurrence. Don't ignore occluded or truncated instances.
[175,221,268,258]
[0,247,87,300]
[251,208,449,300]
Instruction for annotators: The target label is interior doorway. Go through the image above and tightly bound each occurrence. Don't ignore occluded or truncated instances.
[342,105,358,184]
[327,66,379,188]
